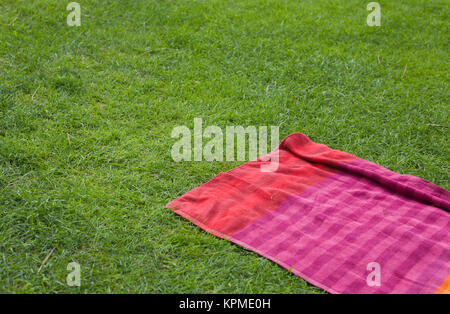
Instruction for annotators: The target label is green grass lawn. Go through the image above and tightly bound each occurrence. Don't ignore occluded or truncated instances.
[0,0,448,293]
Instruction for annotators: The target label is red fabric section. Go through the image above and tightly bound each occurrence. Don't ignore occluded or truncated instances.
[166,133,358,237]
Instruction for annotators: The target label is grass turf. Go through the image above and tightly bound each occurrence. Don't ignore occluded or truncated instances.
[0,0,448,293]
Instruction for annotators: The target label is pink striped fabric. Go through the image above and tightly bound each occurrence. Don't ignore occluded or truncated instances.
[167,133,450,294]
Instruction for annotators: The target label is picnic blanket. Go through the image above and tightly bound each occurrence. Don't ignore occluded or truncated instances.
[167,133,450,294]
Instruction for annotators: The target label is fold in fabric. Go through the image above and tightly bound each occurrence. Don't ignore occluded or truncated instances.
[167,133,450,294]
